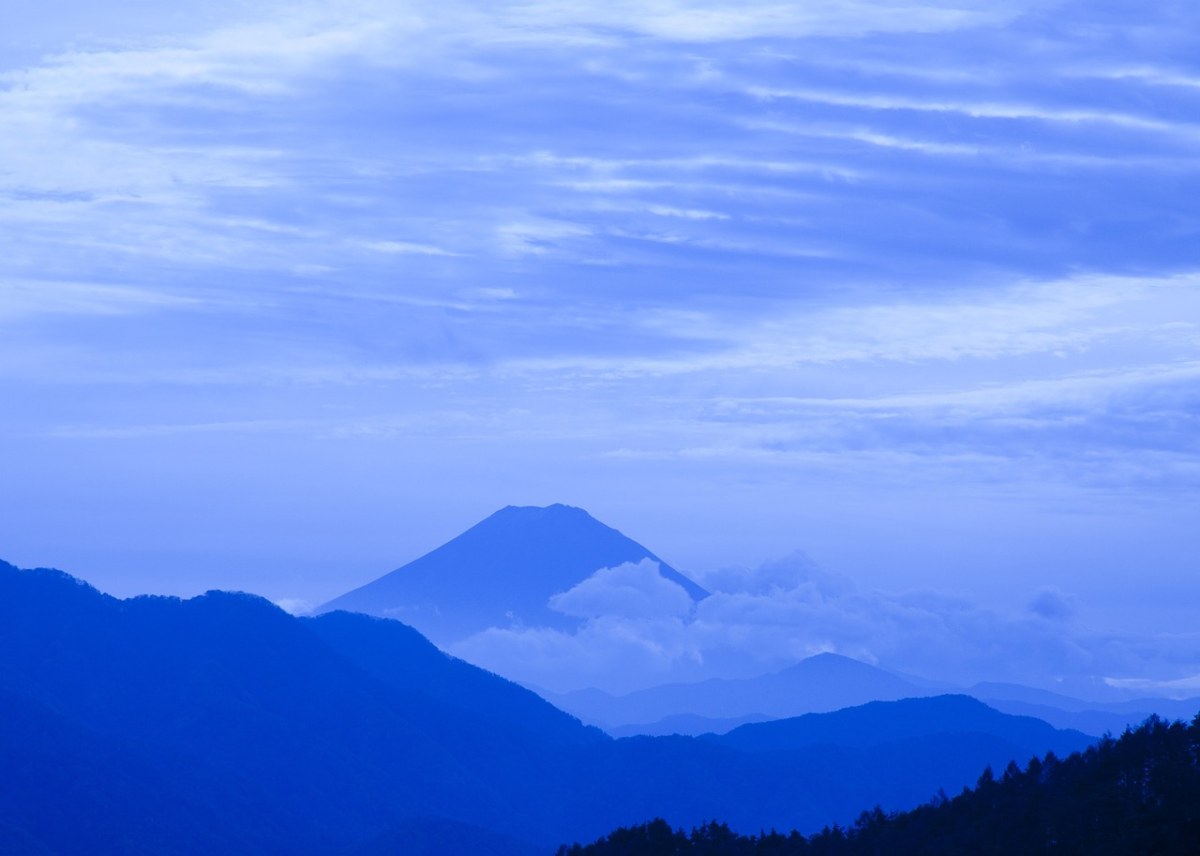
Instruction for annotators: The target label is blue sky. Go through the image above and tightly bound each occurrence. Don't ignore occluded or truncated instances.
[3,0,1199,691]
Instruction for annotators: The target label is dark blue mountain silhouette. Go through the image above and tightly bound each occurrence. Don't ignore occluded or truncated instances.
[302,609,604,747]
[0,558,1099,852]
[0,687,292,855]
[0,559,594,852]
[563,714,1200,855]
[554,661,1197,740]
[317,503,708,643]
[608,712,772,738]
[709,695,1090,754]
[968,681,1200,737]
[351,817,541,856]
[680,695,1094,826]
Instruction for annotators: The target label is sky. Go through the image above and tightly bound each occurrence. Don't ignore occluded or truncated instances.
[2,0,1199,691]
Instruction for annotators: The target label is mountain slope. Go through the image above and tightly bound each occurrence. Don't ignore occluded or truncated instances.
[0,558,1102,850]
[0,559,601,851]
[351,817,541,856]
[697,695,1092,825]
[563,714,1200,855]
[0,688,287,855]
[302,609,604,747]
[317,504,707,644]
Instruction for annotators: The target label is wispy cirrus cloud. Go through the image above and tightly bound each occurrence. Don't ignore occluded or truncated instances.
[0,280,202,320]
[3,0,1199,624]
[745,85,1200,138]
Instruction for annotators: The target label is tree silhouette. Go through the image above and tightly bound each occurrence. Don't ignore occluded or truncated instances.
[560,712,1200,855]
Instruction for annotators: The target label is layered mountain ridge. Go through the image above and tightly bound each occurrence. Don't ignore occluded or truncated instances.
[0,556,1097,853]
[549,653,929,732]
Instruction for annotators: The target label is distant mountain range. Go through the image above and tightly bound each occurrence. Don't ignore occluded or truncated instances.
[314,504,1198,742]
[313,501,1200,746]
[707,694,1084,754]
[969,681,1200,739]
[0,557,1100,853]
[546,652,931,732]
[318,503,708,644]
[551,655,1200,740]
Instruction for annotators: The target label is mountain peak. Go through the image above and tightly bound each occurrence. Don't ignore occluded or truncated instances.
[318,505,708,644]
[483,503,600,529]
[497,502,587,515]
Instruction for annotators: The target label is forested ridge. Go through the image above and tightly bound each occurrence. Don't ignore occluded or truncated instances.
[0,560,1188,854]
[558,713,1200,855]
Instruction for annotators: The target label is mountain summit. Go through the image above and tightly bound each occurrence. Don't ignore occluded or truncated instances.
[318,504,708,644]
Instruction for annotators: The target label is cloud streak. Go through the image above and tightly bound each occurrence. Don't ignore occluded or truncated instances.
[0,280,201,320]
[3,0,1199,631]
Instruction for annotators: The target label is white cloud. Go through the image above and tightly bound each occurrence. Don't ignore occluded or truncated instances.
[746,85,1199,139]
[647,205,729,220]
[718,274,1196,366]
[743,120,1196,171]
[452,616,702,692]
[482,0,1034,42]
[450,551,1141,694]
[695,550,853,597]
[697,360,1200,423]
[498,272,1200,381]
[1084,66,1200,92]
[549,559,694,619]
[272,596,313,615]
[1104,674,1200,698]
[0,280,200,320]
[496,219,593,257]
[356,239,460,256]
[3,0,1198,646]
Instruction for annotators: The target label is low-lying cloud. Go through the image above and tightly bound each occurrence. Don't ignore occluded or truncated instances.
[452,554,1200,697]
[549,558,695,619]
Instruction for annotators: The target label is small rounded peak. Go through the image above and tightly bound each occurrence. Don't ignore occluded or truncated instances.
[542,503,589,515]
[5,565,105,598]
[190,589,288,616]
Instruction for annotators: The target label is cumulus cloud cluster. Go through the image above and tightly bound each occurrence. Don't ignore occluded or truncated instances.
[549,559,695,619]
[453,555,1200,697]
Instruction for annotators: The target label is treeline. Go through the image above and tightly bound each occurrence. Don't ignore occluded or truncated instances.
[558,713,1200,855]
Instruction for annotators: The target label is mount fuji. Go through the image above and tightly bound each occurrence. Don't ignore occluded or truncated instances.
[317,504,708,644]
